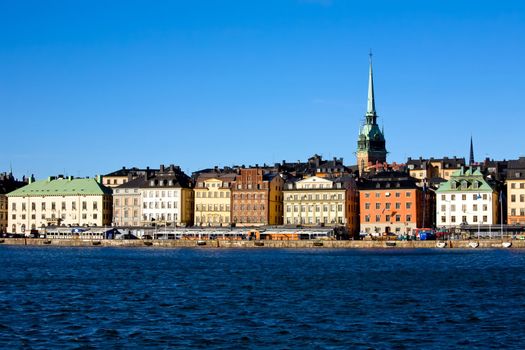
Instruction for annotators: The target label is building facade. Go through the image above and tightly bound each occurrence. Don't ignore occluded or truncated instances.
[0,173,29,234]
[140,165,194,227]
[283,176,359,233]
[506,158,525,224]
[436,167,498,228]
[7,176,112,233]
[112,176,144,227]
[231,168,284,226]
[194,173,236,226]
[359,171,433,236]
[357,55,387,175]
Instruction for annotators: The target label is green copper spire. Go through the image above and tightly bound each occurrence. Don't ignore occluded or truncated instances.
[366,51,376,118]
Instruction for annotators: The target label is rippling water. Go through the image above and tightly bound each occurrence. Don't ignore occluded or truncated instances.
[1,247,525,349]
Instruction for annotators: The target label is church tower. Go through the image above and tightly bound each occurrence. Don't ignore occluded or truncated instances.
[357,53,387,175]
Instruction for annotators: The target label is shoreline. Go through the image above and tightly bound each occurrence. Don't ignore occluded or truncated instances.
[0,238,523,249]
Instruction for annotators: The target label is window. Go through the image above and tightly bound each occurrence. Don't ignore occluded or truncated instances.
[511,195,516,202]
[365,203,370,210]
[406,215,412,222]
[51,202,56,210]
[385,203,391,209]
[451,205,456,211]
[473,204,478,211]
[521,194,525,202]
[462,194,467,200]
[385,215,390,222]
[451,195,456,200]
[406,203,412,209]
[395,215,401,222]
[82,201,87,210]
[365,193,370,198]
[511,183,516,189]
[395,203,401,209]
[62,202,66,210]
[375,203,380,210]
[72,202,76,210]
[406,192,411,197]
[375,215,381,222]
[473,216,478,223]
[395,192,400,198]
[462,216,467,224]
[482,215,488,223]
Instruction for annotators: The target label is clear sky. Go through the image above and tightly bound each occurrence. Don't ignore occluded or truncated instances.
[1,0,524,179]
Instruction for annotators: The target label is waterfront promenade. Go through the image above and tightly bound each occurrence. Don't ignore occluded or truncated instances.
[0,238,523,249]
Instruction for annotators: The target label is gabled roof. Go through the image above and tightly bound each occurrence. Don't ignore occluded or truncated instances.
[7,177,111,197]
[436,167,494,192]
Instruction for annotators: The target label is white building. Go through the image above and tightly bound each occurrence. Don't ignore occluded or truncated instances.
[436,167,498,228]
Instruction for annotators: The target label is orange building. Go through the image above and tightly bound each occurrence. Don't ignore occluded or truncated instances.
[358,171,434,237]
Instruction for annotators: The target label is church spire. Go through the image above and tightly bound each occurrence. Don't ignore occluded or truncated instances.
[469,136,475,165]
[366,50,376,118]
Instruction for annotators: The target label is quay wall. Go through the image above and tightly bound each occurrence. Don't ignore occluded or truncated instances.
[1,238,525,249]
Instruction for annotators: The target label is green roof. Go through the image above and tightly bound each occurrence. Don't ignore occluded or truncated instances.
[436,167,494,193]
[7,177,111,197]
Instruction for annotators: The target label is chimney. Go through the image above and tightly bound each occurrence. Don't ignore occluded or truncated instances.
[160,164,165,172]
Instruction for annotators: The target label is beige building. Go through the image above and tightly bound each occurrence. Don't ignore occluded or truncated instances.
[283,176,359,234]
[7,176,112,233]
[506,158,525,224]
[194,173,236,226]
[112,177,143,227]
[407,157,466,182]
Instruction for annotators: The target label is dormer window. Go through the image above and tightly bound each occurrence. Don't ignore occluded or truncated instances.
[472,181,479,189]
[451,181,457,189]
[461,180,468,190]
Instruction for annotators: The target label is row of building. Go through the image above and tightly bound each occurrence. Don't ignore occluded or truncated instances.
[2,54,524,236]
[2,155,524,236]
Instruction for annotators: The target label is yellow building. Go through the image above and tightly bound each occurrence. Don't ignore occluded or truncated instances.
[194,173,236,226]
[7,176,112,234]
[283,176,359,234]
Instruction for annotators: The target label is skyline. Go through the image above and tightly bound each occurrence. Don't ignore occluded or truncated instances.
[1,0,524,178]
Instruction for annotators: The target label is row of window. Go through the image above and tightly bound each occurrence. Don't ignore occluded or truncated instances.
[509,208,525,216]
[364,202,412,210]
[510,182,525,189]
[195,215,230,223]
[233,204,266,211]
[510,194,525,202]
[286,217,344,224]
[232,193,265,200]
[143,190,180,198]
[115,198,139,206]
[12,213,99,220]
[286,204,343,212]
[286,193,344,201]
[440,215,488,223]
[440,194,489,200]
[143,213,178,221]
[12,201,103,211]
[142,202,178,209]
[364,214,412,222]
[440,204,488,212]
[364,192,412,198]
[196,191,230,198]
[114,210,140,219]
[196,204,230,212]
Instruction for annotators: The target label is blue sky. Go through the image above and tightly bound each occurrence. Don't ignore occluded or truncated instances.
[1,0,524,178]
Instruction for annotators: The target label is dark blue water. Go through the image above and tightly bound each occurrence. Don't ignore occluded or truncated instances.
[1,247,524,349]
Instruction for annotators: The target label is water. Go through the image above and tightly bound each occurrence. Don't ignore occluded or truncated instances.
[0,247,524,349]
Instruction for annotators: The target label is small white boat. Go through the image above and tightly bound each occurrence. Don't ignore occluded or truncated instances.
[468,242,479,248]
[502,242,512,248]
[436,242,447,248]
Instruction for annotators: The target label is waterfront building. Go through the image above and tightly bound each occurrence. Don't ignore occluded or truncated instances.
[435,167,498,228]
[506,157,525,224]
[358,171,434,236]
[357,54,387,175]
[231,167,284,226]
[194,172,237,227]
[103,166,158,188]
[140,164,194,227]
[407,157,466,182]
[7,175,112,233]
[112,176,144,227]
[283,175,359,233]
[0,173,29,234]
